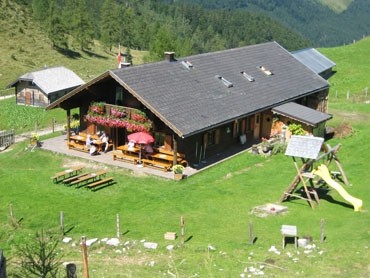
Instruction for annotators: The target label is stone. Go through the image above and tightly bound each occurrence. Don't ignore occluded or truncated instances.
[106,238,120,246]
[166,244,174,251]
[63,237,72,243]
[85,238,98,246]
[144,242,158,249]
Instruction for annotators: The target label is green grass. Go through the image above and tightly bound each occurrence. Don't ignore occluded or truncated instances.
[0,97,67,134]
[0,122,369,276]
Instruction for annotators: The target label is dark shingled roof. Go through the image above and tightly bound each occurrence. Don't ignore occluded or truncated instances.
[272,102,332,126]
[47,42,329,138]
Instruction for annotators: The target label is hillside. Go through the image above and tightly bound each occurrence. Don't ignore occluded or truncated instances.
[0,1,146,95]
[169,0,370,47]
[0,0,310,95]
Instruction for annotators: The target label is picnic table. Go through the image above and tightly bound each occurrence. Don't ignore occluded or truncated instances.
[69,134,105,152]
[51,166,85,183]
[69,170,108,187]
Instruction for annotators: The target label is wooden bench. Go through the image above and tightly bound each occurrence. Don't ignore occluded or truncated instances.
[112,150,138,164]
[153,147,188,167]
[67,141,90,153]
[87,177,114,190]
[63,173,89,184]
[141,158,172,172]
[51,166,84,183]
[69,170,108,186]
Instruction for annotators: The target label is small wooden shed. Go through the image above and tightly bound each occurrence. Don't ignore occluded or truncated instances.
[8,66,84,107]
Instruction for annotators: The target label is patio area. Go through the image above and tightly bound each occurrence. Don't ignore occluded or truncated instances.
[40,132,253,179]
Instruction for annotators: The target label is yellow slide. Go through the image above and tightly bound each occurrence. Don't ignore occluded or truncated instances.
[313,164,363,212]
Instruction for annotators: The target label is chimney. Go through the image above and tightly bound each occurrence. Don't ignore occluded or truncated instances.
[164,51,176,62]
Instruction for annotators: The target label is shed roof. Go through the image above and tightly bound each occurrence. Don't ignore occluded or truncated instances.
[8,66,84,94]
[291,48,336,75]
[47,42,329,138]
[272,102,332,127]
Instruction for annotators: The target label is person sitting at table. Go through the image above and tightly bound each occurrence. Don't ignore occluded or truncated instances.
[100,132,109,153]
[143,143,154,158]
[127,140,135,150]
[86,135,98,156]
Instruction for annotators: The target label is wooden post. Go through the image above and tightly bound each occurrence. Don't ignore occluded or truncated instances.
[81,236,89,278]
[180,216,185,245]
[60,211,64,235]
[52,117,55,133]
[67,109,71,142]
[249,221,254,245]
[198,146,202,164]
[116,214,120,239]
[173,136,178,167]
[320,219,325,243]
[8,204,14,219]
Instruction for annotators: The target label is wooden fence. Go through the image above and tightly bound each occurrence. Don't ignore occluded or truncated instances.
[0,129,15,149]
[332,87,369,103]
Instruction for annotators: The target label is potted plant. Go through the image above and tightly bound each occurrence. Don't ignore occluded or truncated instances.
[172,164,185,180]
[30,133,40,146]
[89,102,106,115]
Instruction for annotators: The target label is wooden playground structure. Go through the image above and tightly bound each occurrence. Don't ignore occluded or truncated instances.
[279,135,362,210]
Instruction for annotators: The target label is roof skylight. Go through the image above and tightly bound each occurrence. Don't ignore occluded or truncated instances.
[258,66,273,76]
[241,71,255,82]
[215,75,233,88]
[181,60,193,70]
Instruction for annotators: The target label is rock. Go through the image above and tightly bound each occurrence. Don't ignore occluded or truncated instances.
[62,237,72,243]
[298,238,308,248]
[208,245,216,251]
[144,242,158,249]
[107,238,120,246]
[166,244,174,251]
[86,238,98,246]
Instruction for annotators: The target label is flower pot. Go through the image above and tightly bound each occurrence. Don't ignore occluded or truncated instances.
[174,173,183,180]
[30,139,38,146]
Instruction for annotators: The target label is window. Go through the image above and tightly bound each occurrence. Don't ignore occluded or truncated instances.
[204,129,220,146]
[241,71,255,82]
[215,75,233,88]
[154,132,166,147]
[181,60,193,70]
[258,66,273,76]
[115,87,123,105]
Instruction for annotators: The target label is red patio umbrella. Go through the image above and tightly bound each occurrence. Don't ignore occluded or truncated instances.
[127,132,154,144]
[127,132,155,165]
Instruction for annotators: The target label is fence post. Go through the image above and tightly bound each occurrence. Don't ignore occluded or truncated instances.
[116,214,120,239]
[81,236,89,278]
[180,216,185,245]
[60,211,64,235]
[52,118,55,133]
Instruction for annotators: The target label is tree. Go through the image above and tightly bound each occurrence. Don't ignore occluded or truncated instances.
[14,229,62,278]
[32,0,49,22]
[46,1,67,49]
[100,0,121,51]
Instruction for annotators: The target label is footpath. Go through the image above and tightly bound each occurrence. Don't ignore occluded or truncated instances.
[15,124,65,143]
